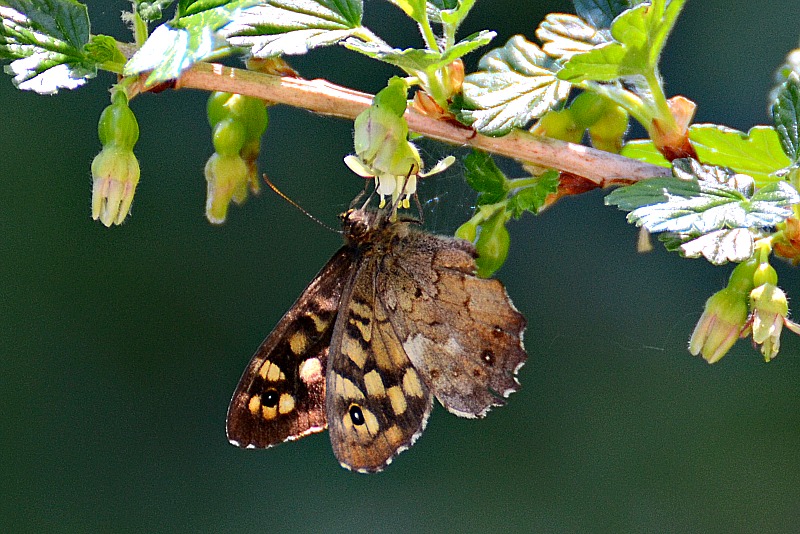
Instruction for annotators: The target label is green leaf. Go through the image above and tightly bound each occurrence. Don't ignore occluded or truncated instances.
[0,0,96,93]
[507,170,559,217]
[620,139,670,167]
[84,34,126,66]
[345,30,493,75]
[573,0,628,29]
[223,0,363,58]
[428,0,475,32]
[605,159,800,236]
[386,0,426,24]
[661,228,759,265]
[689,124,791,185]
[458,35,571,136]
[536,13,610,60]
[463,150,506,199]
[124,0,259,85]
[559,0,686,83]
[772,73,800,163]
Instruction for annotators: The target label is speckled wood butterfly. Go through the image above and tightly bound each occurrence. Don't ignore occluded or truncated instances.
[226,204,527,472]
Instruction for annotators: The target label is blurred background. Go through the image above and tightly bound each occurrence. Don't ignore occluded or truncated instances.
[3,0,800,531]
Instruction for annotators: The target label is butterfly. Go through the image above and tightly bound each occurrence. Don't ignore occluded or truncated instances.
[226,203,527,472]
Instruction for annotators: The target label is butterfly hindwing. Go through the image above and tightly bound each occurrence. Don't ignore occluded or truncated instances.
[378,229,527,418]
[326,258,434,473]
[226,248,355,449]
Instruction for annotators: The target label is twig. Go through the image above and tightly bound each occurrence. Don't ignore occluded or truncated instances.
[162,62,671,185]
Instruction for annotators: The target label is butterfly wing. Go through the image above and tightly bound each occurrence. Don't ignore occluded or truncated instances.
[326,257,434,473]
[226,248,354,449]
[379,229,527,418]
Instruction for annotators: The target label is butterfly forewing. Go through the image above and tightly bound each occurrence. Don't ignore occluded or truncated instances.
[326,258,434,472]
[226,248,355,449]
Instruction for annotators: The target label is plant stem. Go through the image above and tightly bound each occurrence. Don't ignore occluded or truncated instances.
[148,62,671,185]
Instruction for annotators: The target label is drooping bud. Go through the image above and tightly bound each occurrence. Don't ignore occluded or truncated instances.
[91,90,140,226]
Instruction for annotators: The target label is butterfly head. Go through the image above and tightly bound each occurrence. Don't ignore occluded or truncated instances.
[340,208,383,244]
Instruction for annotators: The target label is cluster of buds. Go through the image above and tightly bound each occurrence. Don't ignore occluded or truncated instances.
[91,90,140,226]
[204,92,268,224]
[345,77,453,211]
[531,92,629,153]
[690,251,800,363]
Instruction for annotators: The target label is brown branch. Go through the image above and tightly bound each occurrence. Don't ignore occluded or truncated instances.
[153,62,671,185]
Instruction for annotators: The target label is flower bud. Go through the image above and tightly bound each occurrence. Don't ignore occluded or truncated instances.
[212,118,246,156]
[530,109,583,144]
[688,287,749,363]
[204,153,248,224]
[475,213,510,278]
[588,104,629,153]
[98,92,139,149]
[749,283,790,361]
[91,145,140,227]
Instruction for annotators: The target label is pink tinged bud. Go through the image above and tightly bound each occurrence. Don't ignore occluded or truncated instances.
[689,287,749,364]
[91,146,140,227]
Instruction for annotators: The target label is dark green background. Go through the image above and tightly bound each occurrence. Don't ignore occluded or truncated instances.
[3,1,800,531]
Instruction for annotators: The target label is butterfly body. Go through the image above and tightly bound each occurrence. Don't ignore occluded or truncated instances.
[227,207,527,472]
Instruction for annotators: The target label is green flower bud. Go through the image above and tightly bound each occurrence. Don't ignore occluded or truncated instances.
[726,257,758,295]
[91,145,140,227]
[204,152,248,224]
[232,95,268,142]
[688,287,749,364]
[354,104,419,177]
[207,91,233,128]
[208,92,268,141]
[212,118,247,157]
[568,92,609,128]
[97,93,139,150]
[752,262,779,288]
[475,213,510,278]
[531,109,583,144]
[588,104,629,153]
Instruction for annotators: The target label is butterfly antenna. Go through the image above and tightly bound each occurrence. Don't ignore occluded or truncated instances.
[262,174,342,234]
